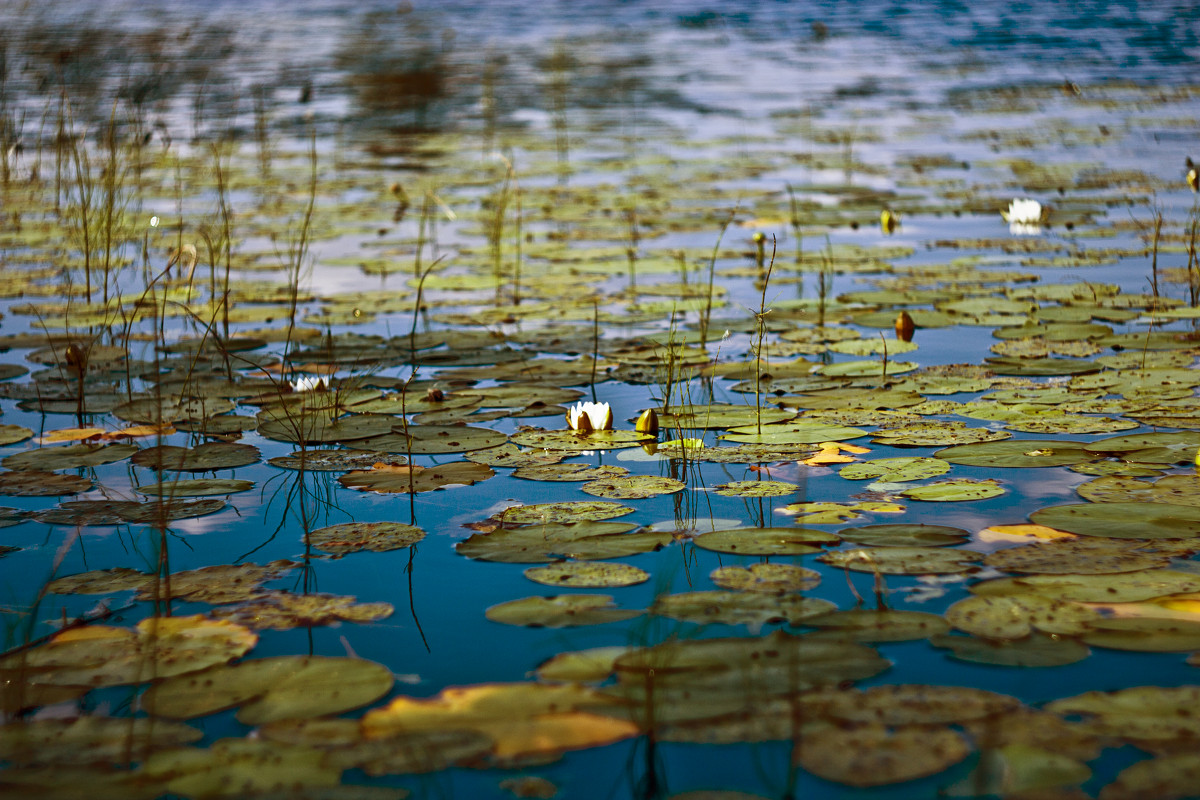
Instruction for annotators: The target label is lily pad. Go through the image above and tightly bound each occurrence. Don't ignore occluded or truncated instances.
[709,563,821,593]
[307,522,425,554]
[512,463,628,481]
[390,424,508,454]
[936,439,1095,467]
[713,480,800,497]
[693,527,839,555]
[649,591,836,627]
[931,631,1090,667]
[837,524,968,547]
[458,522,665,562]
[838,457,950,483]
[0,470,91,496]
[339,462,494,493]
[136,478,255,497]
[142,656,394,724]
[485,594,642,627]
[523,562,649,588]
[581,475,686,499]
[900,478,1005,502]
[132,442,261,471]
[492,501,635,525]
[2,442,138,471]
[1030,502,1200,539]
[819,547,983,574]
[793,721,970,788]
[805,609,950,642]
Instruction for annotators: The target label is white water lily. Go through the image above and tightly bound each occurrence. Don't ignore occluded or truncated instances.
[291,375,330,393]
[1002,198,1044,234]
[566,401,613,433]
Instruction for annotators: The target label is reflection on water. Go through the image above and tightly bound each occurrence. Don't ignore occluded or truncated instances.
[1,2,1200,799]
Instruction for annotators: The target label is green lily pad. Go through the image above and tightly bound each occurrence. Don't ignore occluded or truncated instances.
[256,412,400,444]
[485,594,642,627]
[389,424,508,454]
[1082,618,1200,652]
[936,439,1094,467]
[901,478,1005,502]
[1084,431,1200,464]
[1076,475,1200,507]
[945,594,1100,639]
[693,527,839,555]
[931,631,1090,667]
[819,546,983,574]
[508,429,653,450]
[781,501,905,525]
[656,404,796,430]
[719,421,868,446]
[709,563,821,593]
[142,656,393,724]
[580,475,686,499]
[0,470,92,496]
[137,478,254,497]
[815,359,918,377]
[512,463,629,481]
[712,480,799,497]
[131,442,261,471]
[805,609,950,642]
[2,443,138,471]
[838,457,950,482]
[793,721,970,789]
[872,422,1011,447]
[339,461,494,493]
[984,537,1172,574]
[456,521,663,562]
[0,716,202,767]
[1030,502,1200,539]
[0,615,257,687]
[493,501,636,525]
[649,591,836,627]
[524,562,649,588]
[266,449,400,471]
[971,569,1200,603]
[837,523,968,547]
[307,522,425,554]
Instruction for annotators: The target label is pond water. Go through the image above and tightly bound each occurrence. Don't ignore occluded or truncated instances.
[3,2,1200,798]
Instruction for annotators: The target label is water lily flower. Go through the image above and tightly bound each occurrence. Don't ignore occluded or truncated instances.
[1002,198,1044,235]
[1187,157,1198,192]
[291,375,330,393]
[880,208,900,235]
[566,401,613,433]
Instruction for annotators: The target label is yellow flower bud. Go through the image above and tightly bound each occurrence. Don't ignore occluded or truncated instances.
[635,408,659,435]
